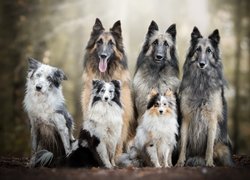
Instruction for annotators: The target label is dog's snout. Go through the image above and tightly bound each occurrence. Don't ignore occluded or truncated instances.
[156,54,163,60]
[104,97,108,101]
[159,110,163,114]
[36,85,42,91]
[100,53,107,59]
[199,61,206,69]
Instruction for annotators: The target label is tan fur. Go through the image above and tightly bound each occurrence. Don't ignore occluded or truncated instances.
[81,62,134,158]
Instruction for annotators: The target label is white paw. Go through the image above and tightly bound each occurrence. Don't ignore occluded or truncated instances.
[205,158,215,167]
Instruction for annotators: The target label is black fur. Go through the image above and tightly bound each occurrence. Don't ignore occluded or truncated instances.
[111,80,122,107]
[146,93,160,109]
[56,104,73,129]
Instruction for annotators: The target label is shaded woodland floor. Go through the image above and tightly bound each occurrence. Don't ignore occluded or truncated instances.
[0,155,249,180]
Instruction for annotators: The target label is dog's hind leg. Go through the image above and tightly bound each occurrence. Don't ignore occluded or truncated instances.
[214,142,234,167]
[205,115,217,167]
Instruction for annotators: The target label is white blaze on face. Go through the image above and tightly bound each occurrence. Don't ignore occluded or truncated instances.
[100,82,115,102]
[158,96,168,115]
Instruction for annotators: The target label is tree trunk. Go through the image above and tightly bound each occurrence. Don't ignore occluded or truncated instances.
[232,0,242,154]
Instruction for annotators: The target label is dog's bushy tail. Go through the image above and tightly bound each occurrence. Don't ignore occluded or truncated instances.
[30,150,54,167]
[185,156,206,167]
[116,146,142,167]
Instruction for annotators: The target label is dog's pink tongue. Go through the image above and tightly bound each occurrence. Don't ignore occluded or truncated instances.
[99,59,107,73]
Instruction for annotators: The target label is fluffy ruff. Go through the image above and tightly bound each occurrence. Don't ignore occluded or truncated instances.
[23,58,75,167]
[176,27,234,167]
[118,89,178,168]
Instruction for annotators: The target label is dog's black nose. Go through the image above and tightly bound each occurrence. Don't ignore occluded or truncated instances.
[100,54,107,59]
[36,85,42,91]
[156,55,163,60]
[159,110,163,114]
[199,62,206,68]
[104,97,108,101]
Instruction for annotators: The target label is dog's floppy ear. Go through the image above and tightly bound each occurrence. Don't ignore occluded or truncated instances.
[166,24,176,41]
[164,88,173,97]
[28,57,41,72]
[110,20,122,37]
[147,88,158,101]
[209,29,220,45]
[147,20,158,37]
[191,26,202,41]
[111,80,121,90]
[93,18,104,34]
[52,69,67,88]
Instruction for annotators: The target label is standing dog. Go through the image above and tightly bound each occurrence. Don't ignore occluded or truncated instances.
[133,21,180,121]
[81,18,135,155]
[176,27,234,167]
[24,58,75,167]
[80,80,123,168]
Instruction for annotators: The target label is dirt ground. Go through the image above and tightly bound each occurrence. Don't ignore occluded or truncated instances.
[0,155,250,180]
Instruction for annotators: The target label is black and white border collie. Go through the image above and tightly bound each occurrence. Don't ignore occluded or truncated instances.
[79,80,123,168]
[23,58,75,167]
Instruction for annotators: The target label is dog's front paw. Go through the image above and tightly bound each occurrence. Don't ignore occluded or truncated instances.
[205,158,215,167]
[176,158,185,167]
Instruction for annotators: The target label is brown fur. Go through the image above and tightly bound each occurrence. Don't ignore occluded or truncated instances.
[81,19,135,159]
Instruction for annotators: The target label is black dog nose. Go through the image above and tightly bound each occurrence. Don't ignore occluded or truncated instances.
[199,62,206,68]
[36,85,42,91]
[100,54,107,59]
[104,97,108,101]
[156,55,163,60]
[159,110,163,114]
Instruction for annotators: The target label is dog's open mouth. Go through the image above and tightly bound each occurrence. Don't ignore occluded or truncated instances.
[99,58,108,73]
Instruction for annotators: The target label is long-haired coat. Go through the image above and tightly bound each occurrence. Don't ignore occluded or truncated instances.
[79,80,123,168]
[23,58,75,167]
[133,21,180,121]
[81,18,135,155]
[176,27,234,167]
[118,89,178,168]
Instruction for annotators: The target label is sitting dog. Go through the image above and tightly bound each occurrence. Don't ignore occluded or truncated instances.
[23,58,75,167]
[176,27,234,167]
[79,80,123,168]
[118,89,178,168]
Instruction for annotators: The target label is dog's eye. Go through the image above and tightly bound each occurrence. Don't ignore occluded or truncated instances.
[36,73,41,77]
[153,40,158,45]
[109,90,113,93]
[101,89,105,93]
[47,76,52,82]
[164,41,169,47]
[196,47,201,52]
[207,48,212,54]
[163,103,167,106]
[96,39,103,45]
[108,40,114,46]
[155,102,159,107]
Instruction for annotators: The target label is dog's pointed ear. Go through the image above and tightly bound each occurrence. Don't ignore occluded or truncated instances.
[55,69,67,81]
[111,80,121,90]
[209,29,220,45]
[28,57,41,71]
[92,18,104,33]
[166,24,176,41]
[164,88,173,97]
[92,79,101,88]
[110,20,122,37]
[147,88,158,101]
[191,26,202,40]
[147,21,159,37]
